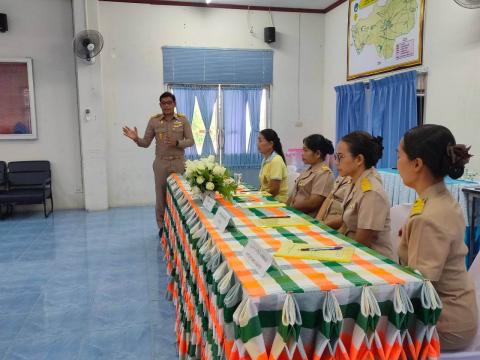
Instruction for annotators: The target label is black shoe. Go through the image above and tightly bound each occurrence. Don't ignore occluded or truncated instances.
[158,228,164,238]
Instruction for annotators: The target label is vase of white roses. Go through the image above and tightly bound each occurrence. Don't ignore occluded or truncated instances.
[184,155,237,201]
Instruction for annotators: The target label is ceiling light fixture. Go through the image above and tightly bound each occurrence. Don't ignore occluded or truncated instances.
[206,0,212,4]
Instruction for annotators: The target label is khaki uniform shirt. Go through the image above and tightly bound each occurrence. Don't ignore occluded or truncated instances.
[259,152,289,203]
[287,162,334,218]
[398,182,478,338]
[136,113,194,158]
[341,168,393,259]
[316,176,352,224]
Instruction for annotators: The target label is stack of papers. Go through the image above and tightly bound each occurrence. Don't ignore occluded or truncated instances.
[236,202,286,209]
[274,241,354,262]
[234,191,271,197]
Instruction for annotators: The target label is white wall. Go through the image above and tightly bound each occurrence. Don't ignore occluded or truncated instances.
[0,0,84,209]
[99,2,325,207]
[322,1,480,173]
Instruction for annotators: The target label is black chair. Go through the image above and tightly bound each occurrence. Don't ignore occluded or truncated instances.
[2,161,53,217]
[0,161,6,190]
[0,161,11,218]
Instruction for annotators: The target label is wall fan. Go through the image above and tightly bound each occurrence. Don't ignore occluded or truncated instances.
[73,29,104,64]
[453,0,480,8]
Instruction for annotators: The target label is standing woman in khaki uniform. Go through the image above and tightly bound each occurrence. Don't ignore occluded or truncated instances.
[123,92,195,237]
[396,124,477,350]
[335,131,393,259]
[316,175,351,229]
[287,134,335,218]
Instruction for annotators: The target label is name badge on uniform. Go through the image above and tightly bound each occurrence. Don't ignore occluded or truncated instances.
[411,198,425,216]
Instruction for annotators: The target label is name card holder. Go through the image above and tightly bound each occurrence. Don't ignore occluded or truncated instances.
[203,195,216,213]
[213,207,233,232]
[243,239,273,277]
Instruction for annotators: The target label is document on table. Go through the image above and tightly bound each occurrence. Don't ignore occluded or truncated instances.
[274,241,355,262]
[236,202,286,209]
[234,191,271,197]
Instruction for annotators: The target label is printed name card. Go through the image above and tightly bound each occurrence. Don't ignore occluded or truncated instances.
[243,239,273,277]
[202,196,216,213]
[213,207,232,232]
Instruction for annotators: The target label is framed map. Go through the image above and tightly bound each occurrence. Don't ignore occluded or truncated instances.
[0,58,37,139]
[347,0,425,80]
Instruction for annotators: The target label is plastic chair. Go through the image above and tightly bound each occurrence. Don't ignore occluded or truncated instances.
[389,203,411,262]
[287,166,299,197]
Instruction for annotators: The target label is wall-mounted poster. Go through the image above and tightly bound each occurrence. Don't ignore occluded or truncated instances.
[347,0,425,81]
[0,58,37,139]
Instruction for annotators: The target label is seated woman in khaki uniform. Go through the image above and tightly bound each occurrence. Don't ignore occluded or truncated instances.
[287,134,335,217]
[257,129,289,203]
[396,124,478,351]
[316,175,351,229]
[335,131,393,259]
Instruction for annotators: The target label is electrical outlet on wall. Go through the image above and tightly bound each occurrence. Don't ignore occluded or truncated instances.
[75,185,83,193]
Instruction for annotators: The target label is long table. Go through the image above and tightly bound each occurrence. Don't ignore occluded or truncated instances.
[162,174,442,360]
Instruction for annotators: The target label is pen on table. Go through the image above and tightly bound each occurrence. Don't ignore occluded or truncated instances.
[260,215,291,219]
[299,246,343,252]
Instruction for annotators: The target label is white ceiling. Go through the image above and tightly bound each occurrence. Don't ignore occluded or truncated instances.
[171,0,340,10]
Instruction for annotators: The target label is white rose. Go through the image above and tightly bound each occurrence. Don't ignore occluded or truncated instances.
[196,176,205,185]
[197,162,205,171]
[213,165,225,176]
[207,155,215,163]
[207,161,215,170]
[206,182,215,191]
[225,177,235,185]
[192,186,200,194]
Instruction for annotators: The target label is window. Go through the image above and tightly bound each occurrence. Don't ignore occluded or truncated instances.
[416,72,427,125]
[163,46,273,169]
[170,85,269,167]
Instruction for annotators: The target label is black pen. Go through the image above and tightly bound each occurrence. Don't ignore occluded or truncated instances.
[260,215,291,219]
[299,246,343,251]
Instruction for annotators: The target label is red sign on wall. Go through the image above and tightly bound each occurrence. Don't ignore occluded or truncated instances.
[0,59,37,139]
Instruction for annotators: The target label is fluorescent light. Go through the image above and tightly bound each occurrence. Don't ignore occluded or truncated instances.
[206,0,211,3]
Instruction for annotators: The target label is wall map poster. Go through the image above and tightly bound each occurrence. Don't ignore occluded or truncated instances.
[347,0,425,80]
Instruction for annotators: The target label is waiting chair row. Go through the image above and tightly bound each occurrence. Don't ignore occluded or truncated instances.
[0,160,53,218]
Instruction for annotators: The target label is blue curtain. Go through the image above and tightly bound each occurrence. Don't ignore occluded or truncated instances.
[223,89,247,168]
[370,71,417,168]
[223,88,256,169]
[195,88,218,156]
[335,82,368,143]
[172,86,197,158]
[246,88,262,155]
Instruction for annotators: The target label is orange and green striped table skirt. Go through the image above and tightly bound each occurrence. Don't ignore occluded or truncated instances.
[161,174,442,360]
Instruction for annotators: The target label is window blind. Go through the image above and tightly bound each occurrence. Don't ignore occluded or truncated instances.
[162,46,273,85]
